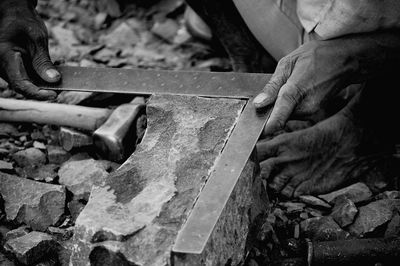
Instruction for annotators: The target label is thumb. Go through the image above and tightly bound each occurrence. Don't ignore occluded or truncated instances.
[32,48,61,83]
[253,58,291,109]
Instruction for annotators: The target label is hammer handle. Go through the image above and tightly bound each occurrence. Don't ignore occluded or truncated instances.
[0,98,112,131]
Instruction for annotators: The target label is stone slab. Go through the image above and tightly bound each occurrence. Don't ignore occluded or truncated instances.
[0,173,66,231]
[70,95,265,265]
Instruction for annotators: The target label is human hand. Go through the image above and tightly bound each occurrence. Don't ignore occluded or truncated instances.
[253,39,359,136]
[0,0,60,100]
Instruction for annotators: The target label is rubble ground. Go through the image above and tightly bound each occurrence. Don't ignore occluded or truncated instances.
[0,1,399,265]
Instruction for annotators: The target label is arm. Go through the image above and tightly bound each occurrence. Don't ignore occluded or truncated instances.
[253,29,400,136]
[0,0,60,99]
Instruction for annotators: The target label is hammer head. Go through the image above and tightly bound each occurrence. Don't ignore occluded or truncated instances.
[93,98,146,162]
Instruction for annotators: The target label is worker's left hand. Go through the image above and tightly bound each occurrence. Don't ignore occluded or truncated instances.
[0,0,60,100]
[253,39,358,136]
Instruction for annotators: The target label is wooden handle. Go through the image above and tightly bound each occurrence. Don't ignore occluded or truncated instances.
[0,98,112,131]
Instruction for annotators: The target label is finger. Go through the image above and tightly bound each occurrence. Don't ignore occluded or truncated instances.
[0,77,8,89]
[281,173,308,198]
[264,82,303,136]
[269,174,292,193]
[31,42,60,83]
[253,59,291,109]
[256,138,279,162]
[3,51,56,100]
[260,158,279,179]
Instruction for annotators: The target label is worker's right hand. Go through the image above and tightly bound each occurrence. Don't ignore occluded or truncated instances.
[0,0,60,100]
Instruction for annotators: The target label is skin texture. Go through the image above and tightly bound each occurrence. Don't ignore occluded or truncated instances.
[0,0,60,99]
[185,0,400,197]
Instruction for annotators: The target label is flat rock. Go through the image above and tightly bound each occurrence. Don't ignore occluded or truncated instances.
[279,202,306,213]
[331,198,358,227]
[298,195,331,209]
[59,127,93,151]
[300,216,350,241]
[4,231,58,265]
[151,19,179,42]
[0,173,66,231]
[319,182,372,204]
[71,95,252,265]
[58,159,109,200]
[348,199,395,237]
[47,145,71,165]
[4,226,30,242]
[33,141,46,150]
[0,160,13,171]
[12,148,46,168]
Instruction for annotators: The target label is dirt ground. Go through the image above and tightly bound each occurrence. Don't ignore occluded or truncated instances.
[0,1,399,266]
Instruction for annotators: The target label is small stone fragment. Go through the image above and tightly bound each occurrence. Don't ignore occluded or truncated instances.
[0,160,13,172]
[0,123,18,137]
[47,145,70,165]
[331,197,358,227]
[4,231,58,265]
[0,173,66,231]
[59,127,93,151]
[348,199,394,237]
[31,164,59,182]
[298,195,331,209]
[279,202,306,213]
[31,131,46,142]
[12,148,46,168]
[319,182,372,204]
[151,19,179,42]
[58,159,109,200]
[33,141,47,150]
[100,22,139,49]
[375,191,400,200]
[301,216,350,241]
[5,226,30,242]
[47,227,73,241]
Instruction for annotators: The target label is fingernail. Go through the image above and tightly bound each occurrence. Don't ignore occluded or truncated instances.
[253,93,268,105]
[46,69,60,80]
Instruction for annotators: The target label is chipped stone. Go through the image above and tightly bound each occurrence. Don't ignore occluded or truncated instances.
[4,231,58,265]
[301,216,350,241]
[70,95,260,265]
[12,148,46,168]
[319,182,372,204]
[4,226,30,242]
[59,159,109,201]
[47,145,71,165]
[279,202,306,213]
[298,195,331,209]
[348,199,394,237]
[151,19,179,42]
[0,173,66,231]
[0,160,13,172]
[100,22,139,49]
[331,198,358,227]
[33,141,46,150]
[59,127,93,151]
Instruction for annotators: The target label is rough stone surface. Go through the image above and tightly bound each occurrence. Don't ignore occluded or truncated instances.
[4,226,31,242]
[0,160,13,172]
[298,195,331,209]
[59,159,109,200]
[47,145,71,165]
[300,216,350,241]
[0,173,66,231]
[319,182,372,204]
[331,197,358,227]
[12,148,46,168]
[29,164,59,182]
[0,123,18,137]
[348,199,397,237]
[70,95,251,265]
[4,231,58,265]
[59,127,93,151]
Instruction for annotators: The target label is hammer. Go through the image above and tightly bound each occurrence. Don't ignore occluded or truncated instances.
[0,97,146,162]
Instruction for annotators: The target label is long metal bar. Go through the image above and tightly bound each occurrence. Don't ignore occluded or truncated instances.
[42,66,269,99]
[42,66,272,256]
[173,100,270,254]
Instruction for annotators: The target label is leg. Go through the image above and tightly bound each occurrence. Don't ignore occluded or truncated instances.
[185,0,276,73]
